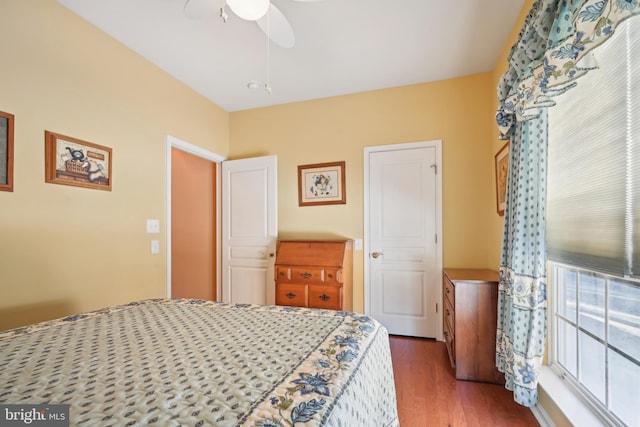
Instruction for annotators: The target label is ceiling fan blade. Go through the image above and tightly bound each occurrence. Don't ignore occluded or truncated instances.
[183,0,217,19]
[256,3,295,48]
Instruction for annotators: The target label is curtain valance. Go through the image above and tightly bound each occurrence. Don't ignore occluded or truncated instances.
[496,0,640,139]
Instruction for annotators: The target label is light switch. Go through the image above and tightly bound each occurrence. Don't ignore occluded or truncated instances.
[355,239,363,251]
[146,219,160,234]
[151,240,160,254]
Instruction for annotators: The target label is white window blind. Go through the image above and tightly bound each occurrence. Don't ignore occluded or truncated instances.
[547,19,640,278]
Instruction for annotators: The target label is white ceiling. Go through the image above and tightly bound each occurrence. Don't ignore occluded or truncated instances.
[57,0,524,112]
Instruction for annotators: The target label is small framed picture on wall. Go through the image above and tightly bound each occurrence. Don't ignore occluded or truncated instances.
[495,141,509,216]
[298,161,346,207]
[44,130,112,191]
[0,110,14,192]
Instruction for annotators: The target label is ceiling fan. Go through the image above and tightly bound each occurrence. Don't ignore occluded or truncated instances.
[183,0,321,49]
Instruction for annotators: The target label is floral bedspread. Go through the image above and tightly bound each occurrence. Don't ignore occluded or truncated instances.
[0,299,399,426]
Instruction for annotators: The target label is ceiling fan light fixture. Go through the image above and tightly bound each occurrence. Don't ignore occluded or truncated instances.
[226,0,270,21]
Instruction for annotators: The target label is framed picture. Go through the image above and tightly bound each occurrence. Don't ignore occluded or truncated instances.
[45,131,112,191]
[0,111,14,192]
[298,161,346,206]
[494,141,510,216]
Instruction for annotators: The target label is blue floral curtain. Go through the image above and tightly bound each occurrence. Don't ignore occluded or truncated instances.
[496,111,548,407]
[495,0,640,406]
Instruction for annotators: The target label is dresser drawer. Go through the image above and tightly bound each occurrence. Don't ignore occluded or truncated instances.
[443,319,455,368]
[324,268,342,283]
[276,267,291,281]
[276,283,307,307]
[308,285,342,310]
[444,275,455,306]
[444,297,455,336]
[291,267,324,282]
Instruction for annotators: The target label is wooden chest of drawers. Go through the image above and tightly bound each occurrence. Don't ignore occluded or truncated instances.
[275,240,353,311]
[443,268,504,384]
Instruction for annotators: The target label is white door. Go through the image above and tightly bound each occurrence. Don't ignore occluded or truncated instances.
[222,155,278,305]
[365,141,442,338]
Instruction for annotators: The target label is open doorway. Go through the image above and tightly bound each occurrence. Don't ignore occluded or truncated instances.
[166,136,224,300]
[171,148,217,299]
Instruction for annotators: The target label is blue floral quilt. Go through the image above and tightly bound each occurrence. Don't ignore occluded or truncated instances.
[0,299,399,426]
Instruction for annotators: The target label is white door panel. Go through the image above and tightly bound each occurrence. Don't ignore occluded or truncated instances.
[228,266,269,304]
[379,270,425,315]
[379,160,427,238]
[366,141,442,339]
[228,167,270,238]
[222,155,277,305]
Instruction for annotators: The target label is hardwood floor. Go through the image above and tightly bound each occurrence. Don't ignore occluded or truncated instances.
[389,336,540,427]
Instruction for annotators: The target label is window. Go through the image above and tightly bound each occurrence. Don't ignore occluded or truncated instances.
[547,19,640,427]
[549,264,640,426]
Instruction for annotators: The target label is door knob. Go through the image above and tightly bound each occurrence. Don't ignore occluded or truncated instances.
[371,252,383,259]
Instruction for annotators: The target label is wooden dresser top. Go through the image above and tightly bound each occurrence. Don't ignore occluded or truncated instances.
[443,268,499,283]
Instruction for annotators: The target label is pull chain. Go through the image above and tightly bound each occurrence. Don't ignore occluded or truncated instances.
[265,6,272,94]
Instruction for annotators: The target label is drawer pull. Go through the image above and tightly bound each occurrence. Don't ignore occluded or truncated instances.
[285,292,297,299]
[327,273,333,279]
[446,287,450,294]
[319,294,330,301]
[301,272,312,279]
[445,309,450,316]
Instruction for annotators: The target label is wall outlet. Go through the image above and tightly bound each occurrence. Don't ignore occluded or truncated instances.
[151,240,160,254]
[146,219,160,234]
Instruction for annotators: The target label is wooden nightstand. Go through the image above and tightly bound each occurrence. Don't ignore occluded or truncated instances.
[443,268,505,384]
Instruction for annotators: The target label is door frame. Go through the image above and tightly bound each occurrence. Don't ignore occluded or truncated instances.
[363,140,444,341]
[166,135,225,299]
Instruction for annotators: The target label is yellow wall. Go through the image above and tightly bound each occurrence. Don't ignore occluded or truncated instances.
[0,0,229,330]
[230,73,499,312]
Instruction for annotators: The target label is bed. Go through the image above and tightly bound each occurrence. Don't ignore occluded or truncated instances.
[0,299,399,426]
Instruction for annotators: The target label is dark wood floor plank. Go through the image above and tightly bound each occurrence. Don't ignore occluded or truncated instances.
[390,336,539,427]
